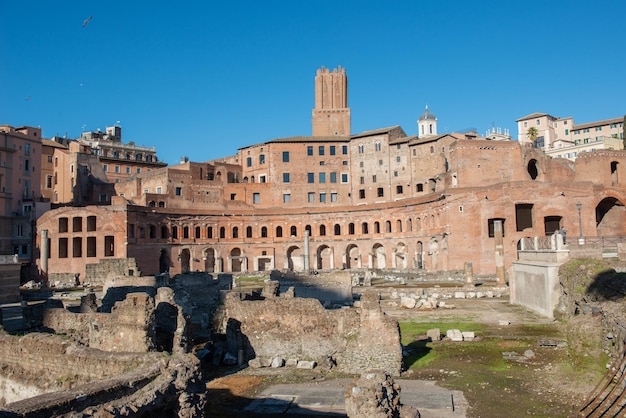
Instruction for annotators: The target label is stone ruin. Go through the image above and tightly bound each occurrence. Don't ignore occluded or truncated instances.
[345,371,420,418]
[0,281,205,416]
[223,280,403,375]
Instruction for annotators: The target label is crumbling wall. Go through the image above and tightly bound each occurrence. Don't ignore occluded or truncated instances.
[85,258,142,285]
[0,333,158,392]
[224,284,402,375]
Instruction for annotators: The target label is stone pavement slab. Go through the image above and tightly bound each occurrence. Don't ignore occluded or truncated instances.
[244,378,467,417]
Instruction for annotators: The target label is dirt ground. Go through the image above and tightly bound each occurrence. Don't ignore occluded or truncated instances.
[203,297,606,418]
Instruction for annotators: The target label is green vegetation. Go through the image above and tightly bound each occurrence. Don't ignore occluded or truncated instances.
[399,320,584,417]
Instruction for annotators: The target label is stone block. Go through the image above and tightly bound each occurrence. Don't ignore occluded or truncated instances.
[296,360,317,369]
[427,328,441,342]
[462,331,475,341]
[271,357,285,368]
[401,296,416,309]
[248,358,263,368]
[446,329,463,342]
[285,358,298,367]
[454,291,466,299]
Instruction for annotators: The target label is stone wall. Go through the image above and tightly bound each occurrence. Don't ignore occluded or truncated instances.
[0,257,21,303]
[224,284,402,375]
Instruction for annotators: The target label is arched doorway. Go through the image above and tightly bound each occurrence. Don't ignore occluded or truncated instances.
[159,249,170,274]
[416,241,423,269]
[316,245,333,270]
[596,197,626,236]
[372,243,386,269]
[204,248,216,272]
[230,248,244,272]
[180,248,191,274]
[287,246,303,271]
[394,243,408,269]
[345,244,360,269]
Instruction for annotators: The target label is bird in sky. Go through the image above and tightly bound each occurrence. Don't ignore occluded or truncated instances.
[82,16,92,28]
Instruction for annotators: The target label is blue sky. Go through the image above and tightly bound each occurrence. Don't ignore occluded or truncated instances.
[2,1,625,165]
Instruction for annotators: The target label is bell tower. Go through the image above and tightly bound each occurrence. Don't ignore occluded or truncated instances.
[312,66,351,136]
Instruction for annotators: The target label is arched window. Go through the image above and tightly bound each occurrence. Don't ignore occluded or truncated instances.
[334,224,341,235]
[396,220,403,233]
[385,221,392,233]
[207,226,213,238]
[195,226,201,239]
[161,225,168,239]
[320,224,326,236]
[290,226,297,237]
[374,221,380,234]
[220,227,226,239]
[261,226,268,238]
[362,222,369,234]
[172,226,178,239]
[348,223,355,235]
[305,225,312,236]
[183,226,189,239]
[276,226,283,238]
[232,227,239,239]
[246,226,252,238]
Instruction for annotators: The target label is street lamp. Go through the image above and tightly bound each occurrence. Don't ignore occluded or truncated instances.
[576,202,584,245]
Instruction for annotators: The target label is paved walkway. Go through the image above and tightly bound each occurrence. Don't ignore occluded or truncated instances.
[244,378,467,417]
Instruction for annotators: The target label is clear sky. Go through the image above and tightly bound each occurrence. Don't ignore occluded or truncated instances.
[2,0,625,165]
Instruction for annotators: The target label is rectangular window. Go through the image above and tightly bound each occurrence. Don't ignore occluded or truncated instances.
[320,193,326,203]
[307,146,313,156]
[330,146,336,155]
[283,173,290,183]
[46,175,53,189]
[341,173,348,183]
[396,156,401,162]
[283,193,290,203]
[319,172,326,183]
[87,237,96,257]
[230,193,236,200]
[358,144,364,153]
[126,167,131,174]
[104,236,115,257]
[488,218,506,238]
[156,186,162,194]
[307,172,315,183]
[417,184,424,192]
[253,193,260,204]
[342,145,348,155]
[282,151,290,162]
[115,165,120,173]
[379,159,383,165]
[359,189,365,199]
[103,164,108,172]
[318,146,325,156]
[137,168,141,173]
[396,185,403,194]
[595,126,602,131]
[58,238,68,258]
[331,192,337,202]
[73,237,82,258]
[359,161,364,168]
[247,157,252,167]
[16,225,23,237]
[515,203,533,231]
[375,142,381,151]
[24,159,30,172]
[330,172,337,183]
[175,187,182,196]
[360,176,364,184]
[394,171,398,177]
[372,175,377,183]
[87,216,96,231]
[308,192,315,203]
[259,154,265,164]
[565,129,569,135]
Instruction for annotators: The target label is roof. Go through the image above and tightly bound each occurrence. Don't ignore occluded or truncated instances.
[350,125,403,139]
[41,138,69,149]
[389,135,417,145]
[418,106,436,121]
[238,135,351,150]
[515,112,553,122]
[408,133,454,146]
[572,117,624,131]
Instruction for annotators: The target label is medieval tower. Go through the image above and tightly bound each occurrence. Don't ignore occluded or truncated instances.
[312,66,351,136]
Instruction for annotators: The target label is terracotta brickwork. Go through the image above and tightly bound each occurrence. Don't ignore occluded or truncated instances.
[34,67,626,281]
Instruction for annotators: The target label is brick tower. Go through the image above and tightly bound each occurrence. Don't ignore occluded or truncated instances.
[312,66,351,136]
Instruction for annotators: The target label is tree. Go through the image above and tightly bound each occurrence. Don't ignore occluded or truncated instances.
[527,127,538,146]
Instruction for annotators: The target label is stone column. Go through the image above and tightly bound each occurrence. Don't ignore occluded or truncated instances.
[40,229,49,276]
[304,230,310,271]
[494,220,506,286]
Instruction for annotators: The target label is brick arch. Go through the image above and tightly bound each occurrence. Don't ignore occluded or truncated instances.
[316,245,333,270]
[393,242,408,269]
[345,244,360,269]
[287,245,303,271]
[372,243,386,269]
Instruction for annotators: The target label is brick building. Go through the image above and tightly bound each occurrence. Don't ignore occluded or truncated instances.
[35,67,626,282]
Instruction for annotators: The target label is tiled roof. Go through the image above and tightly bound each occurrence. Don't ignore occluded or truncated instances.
[350,125,403,139]
[572,117,624,131]
[516,112,552,122]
